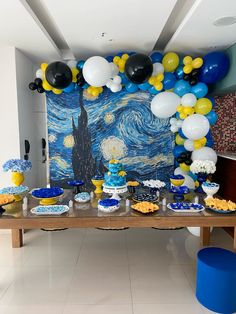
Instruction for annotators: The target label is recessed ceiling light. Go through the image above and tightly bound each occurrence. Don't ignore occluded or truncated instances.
[213,16,236,26]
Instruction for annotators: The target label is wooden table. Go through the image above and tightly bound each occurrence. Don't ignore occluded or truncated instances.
[0,190,236,250]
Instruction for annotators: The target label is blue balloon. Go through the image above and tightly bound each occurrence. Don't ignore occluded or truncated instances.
[125,82,139,93]
[138,82,151,91]
[63,83,75,93]
[148,86,160,95]
[191,82,208,98]
[82,83,89,89]
[173,145,186,158]
[206,96,216,107]
[149,51,163,63]
[174,80,191,96]
[199,51,230,84]
[119,72,129,85]
[206,111,218,125]
[163,72,177,90]
[76,60,85,70]
[189,171,197,181]
[175,66,184,79]
[178,128,187,139]
[105,55,114,62]
[206,138,214,148]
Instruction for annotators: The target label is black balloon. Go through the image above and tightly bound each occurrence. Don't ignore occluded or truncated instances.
[76,72,85,86]
[191,69,199,78]
[34,78,42,86]
[124,53,153,84]
[177,157,184,164]
[185,159,192,166]
[45,62,72,89]
[189,77,198,86]
[183,73,190,81]
[29,82,37,91]
[37,86,45,93]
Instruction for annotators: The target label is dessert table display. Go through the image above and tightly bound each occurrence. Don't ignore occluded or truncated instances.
[1,188,236,251]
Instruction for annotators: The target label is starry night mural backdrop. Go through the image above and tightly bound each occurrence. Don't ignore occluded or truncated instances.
[47,89,174,188]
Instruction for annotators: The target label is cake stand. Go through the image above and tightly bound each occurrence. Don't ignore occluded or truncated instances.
[103,184,128,201]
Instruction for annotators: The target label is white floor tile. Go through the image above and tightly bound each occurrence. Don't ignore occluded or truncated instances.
[133,303,204,314]
[63,304,133,314]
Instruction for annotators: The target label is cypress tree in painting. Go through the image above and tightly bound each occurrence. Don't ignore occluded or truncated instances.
[72,92,96,188]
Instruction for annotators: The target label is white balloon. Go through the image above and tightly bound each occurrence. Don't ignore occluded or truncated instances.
[106,79,113,88]
[182,175,195,190]
[110,83,122,93]
[151,92,181,119]
[182,114,210,140]
[184,139,194,151]
[191,147,217,163]
[83,56,112,87]
[170,117,177,125]
[152,62,164,76]
[174,167,188,176]
[176,120,183,128]
[110,63,119,78]
[36,69,43,79]
[67,60,77,69]
[170,125,178,133]
[113,75,122,84]
[181,93,197,107]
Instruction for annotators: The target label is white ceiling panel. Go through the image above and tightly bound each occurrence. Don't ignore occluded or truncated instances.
[0,0,61,62]
[40,0,178,59]
[165,0,236,55]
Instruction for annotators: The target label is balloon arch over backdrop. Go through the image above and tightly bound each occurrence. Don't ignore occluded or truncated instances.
[29,50,230,188]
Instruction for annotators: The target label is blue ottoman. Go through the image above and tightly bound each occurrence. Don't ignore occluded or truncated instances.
[196,247,236,314]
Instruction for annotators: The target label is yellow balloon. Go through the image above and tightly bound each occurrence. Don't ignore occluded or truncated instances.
[113,56,120,65]
[183,64,192,74]
[71,68,79,82]
[156,73,164,81]
[52,88,62,95]
[154,82,163,91]
[192,57,203,69]
[180,163,190,172]
[42,80,52,91]
[41,63,48,73]
[92,90,99,97]
[176,134,185,145]
[183,56,192,65]
[193,140,202,150]
[180,113,187,119]
[162,52,179,72]
[200,137,207,146]
[183,106,193,115]
[121,54,129,61]
[98,87,103,93]
[148,76,155,85]
[195,181,200,188]
[177,105,183,112]
[195,98,212,115]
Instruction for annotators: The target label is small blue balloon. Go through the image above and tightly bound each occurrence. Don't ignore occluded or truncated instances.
[138,82,151,91]
[206,138,214,148]
[174,80,191,96]
[119,72,129,85]
[189,171,197,181]
[199,51,230,84]
[76,60,85,70]
[125,82,139,93]
[206,96,216,107]
[206,111,218,125]
[191,82,208,98]
[148,86,160,95]
[178,128,187,139]
[173,145,186,158]
[63,83,75,93]
[82,83,89,89]
[105,55,114,62]
[149,51,163,63]
[163,72,177,90]
[175,66,184,79]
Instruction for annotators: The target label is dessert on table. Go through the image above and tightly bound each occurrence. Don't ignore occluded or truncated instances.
[205,197,236,213]
[131,201,159,214]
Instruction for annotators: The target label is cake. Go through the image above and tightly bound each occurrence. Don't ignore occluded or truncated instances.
[104,159,126,187]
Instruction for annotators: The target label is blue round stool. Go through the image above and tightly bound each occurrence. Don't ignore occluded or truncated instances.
[196,247,236,314]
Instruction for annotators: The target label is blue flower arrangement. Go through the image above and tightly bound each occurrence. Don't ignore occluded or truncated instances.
[32,187,63,198]
[99,199,119,207]
[3,159,32,173]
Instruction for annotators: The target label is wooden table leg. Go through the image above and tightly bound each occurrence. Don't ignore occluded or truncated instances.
[234,227,236,252]
[11,229,23,248]
[200,227,210,247]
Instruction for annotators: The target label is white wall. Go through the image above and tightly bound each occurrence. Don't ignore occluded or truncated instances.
[0,47,21,187]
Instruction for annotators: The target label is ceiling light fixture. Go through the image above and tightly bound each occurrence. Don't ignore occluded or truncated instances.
[213,16,236,27]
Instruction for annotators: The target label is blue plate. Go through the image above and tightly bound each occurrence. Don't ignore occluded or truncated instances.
[168,202,204,212]
[207,207,236,214]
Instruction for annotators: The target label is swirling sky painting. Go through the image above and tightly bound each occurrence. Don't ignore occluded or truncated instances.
[47,89,174,188]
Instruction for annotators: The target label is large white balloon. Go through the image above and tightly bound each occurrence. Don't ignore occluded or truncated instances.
[182,114,210,140]
[192,147,217,163]
[174,167,188,175]
[181,93,197,107]
[151,92,181,119]
[182,175,195,190]
[184,139,194,151]
[83,56,112,87]
[152,62,164,76]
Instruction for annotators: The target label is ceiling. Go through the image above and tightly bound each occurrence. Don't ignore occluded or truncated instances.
[1,0,236,63]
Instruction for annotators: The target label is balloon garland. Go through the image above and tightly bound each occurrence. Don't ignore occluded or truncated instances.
[29,50,230,189]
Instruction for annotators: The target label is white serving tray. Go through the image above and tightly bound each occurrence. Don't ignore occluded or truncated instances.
[31,205,69,216]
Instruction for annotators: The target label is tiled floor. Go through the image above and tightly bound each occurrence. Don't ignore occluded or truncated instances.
[0,227,233,314]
